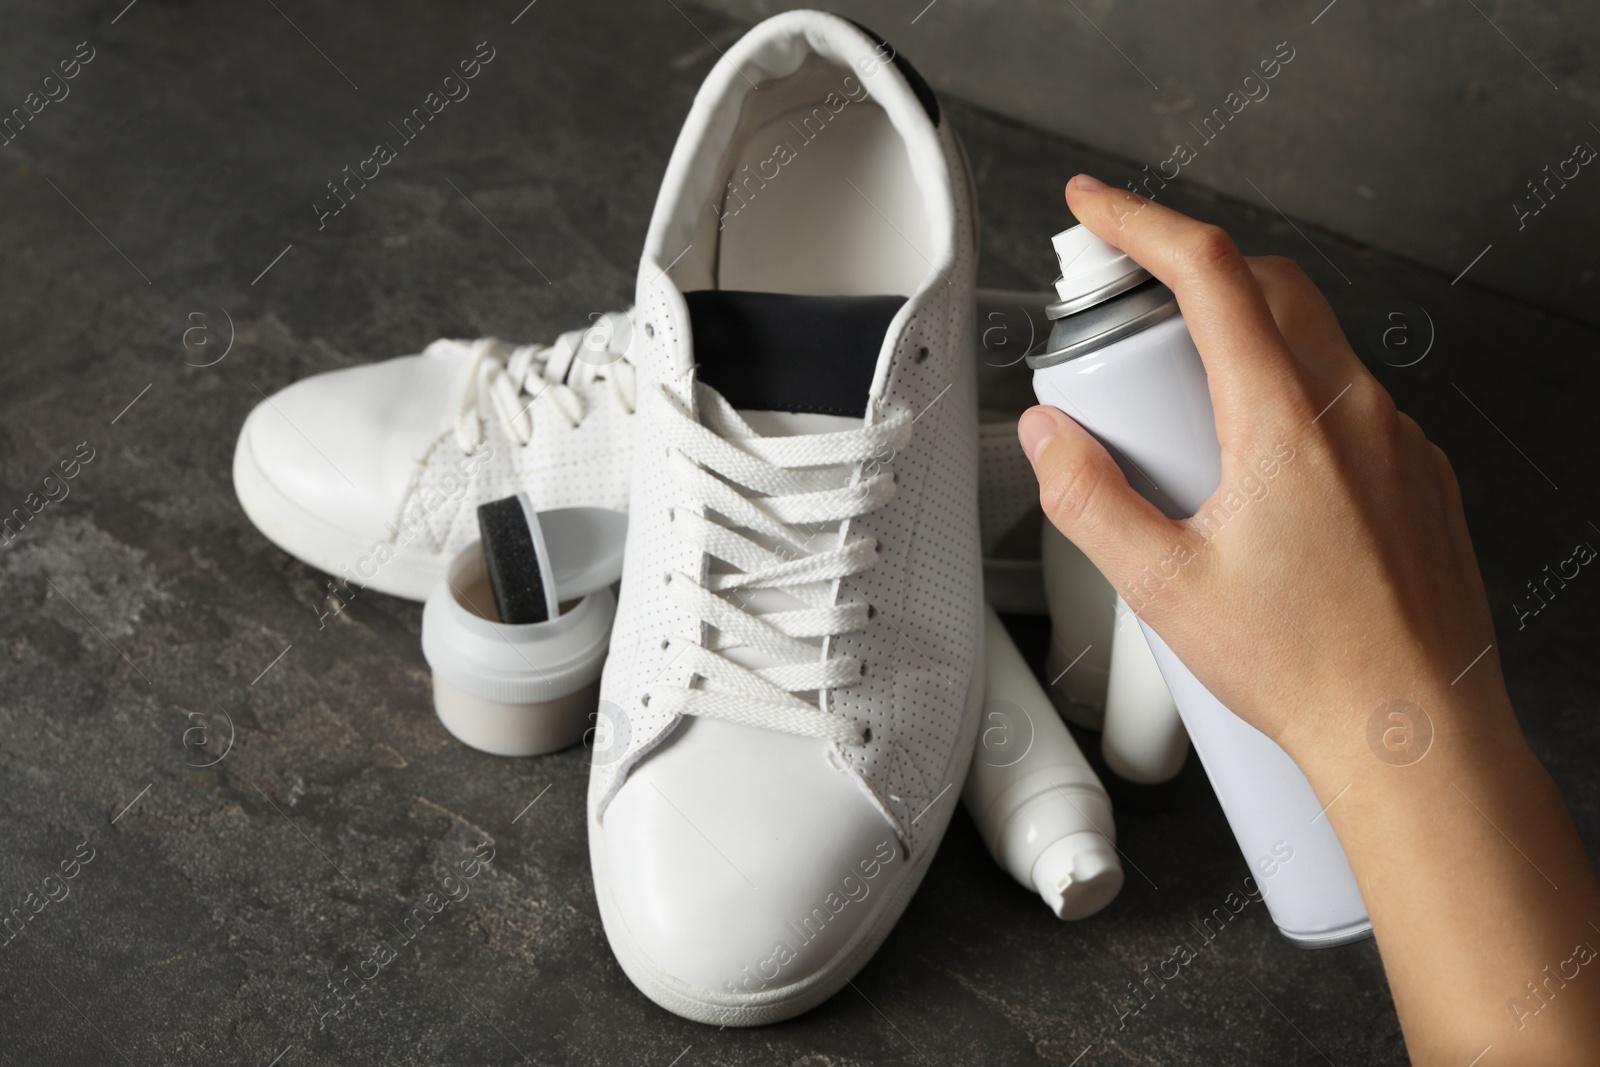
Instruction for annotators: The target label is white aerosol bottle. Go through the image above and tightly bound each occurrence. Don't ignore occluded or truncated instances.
[1042,526,1188,786]
[1026,224,1371,947]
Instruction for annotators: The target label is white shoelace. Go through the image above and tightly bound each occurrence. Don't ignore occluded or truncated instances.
[647,381,913,746]
[453,310,638,451]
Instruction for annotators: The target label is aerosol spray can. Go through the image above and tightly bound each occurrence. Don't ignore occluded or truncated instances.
[1026,224,1372,947]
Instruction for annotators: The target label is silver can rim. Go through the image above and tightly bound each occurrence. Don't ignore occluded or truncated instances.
[1027,283,1180,370]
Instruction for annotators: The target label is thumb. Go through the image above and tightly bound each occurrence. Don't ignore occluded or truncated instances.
[1018,406,1182,590]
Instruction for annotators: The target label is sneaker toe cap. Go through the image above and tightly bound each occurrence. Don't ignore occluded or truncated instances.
[598,717,905,999]
[241,351,469,541]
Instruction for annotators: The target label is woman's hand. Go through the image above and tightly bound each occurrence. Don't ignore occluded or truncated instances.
[1018,175,1509,772]
[1020,175,1600,1066]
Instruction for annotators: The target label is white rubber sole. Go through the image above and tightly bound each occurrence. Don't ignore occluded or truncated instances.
[588,608,987,1027]
[232,407,445,601]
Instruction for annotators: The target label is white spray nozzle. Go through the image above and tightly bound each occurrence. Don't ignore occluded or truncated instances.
[1049,225,1150,311]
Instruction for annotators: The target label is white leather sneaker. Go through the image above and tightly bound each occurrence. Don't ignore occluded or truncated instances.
[232,314,636,600]
[586,11,983,1026]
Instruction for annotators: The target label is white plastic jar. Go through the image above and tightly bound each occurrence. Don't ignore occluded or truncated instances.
[421,505,625,757]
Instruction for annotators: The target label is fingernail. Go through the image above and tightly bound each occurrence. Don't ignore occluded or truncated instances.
[1070,174,1108,192]
[1017,407,1061,462]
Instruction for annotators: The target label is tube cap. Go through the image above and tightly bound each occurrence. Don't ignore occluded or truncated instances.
[1046,225,1152,319]
[1031,831,1125,920]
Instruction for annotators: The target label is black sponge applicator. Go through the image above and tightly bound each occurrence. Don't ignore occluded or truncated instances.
[476,494,561,625]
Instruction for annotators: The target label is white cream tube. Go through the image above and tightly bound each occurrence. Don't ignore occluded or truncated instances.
[963,606,1124,919]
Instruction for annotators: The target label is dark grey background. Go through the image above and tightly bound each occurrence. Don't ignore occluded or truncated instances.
[0,2,1595,1065]
[709,0,1600,329]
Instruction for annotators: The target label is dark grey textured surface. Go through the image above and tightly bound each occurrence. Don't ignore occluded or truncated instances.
[0,2,1595,1065]
[703,0,1600,329]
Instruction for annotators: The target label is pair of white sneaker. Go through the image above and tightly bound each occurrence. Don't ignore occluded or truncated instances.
[234,11,1047,1026]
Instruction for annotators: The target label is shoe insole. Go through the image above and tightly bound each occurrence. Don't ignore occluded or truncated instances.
[714,97,931,298]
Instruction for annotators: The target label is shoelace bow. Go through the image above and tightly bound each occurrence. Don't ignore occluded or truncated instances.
[454,311,638,451]
[647,381,913,746]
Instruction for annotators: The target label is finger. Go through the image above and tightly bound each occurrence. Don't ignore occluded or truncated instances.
[1018,406,1184,592]
[1244,255,1356,374]
[1243,255,1391,434]
[1063,176,1313,428]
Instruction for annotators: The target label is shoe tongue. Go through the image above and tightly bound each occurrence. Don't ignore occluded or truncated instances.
[685,290,905,679]
[685,290,905,421]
